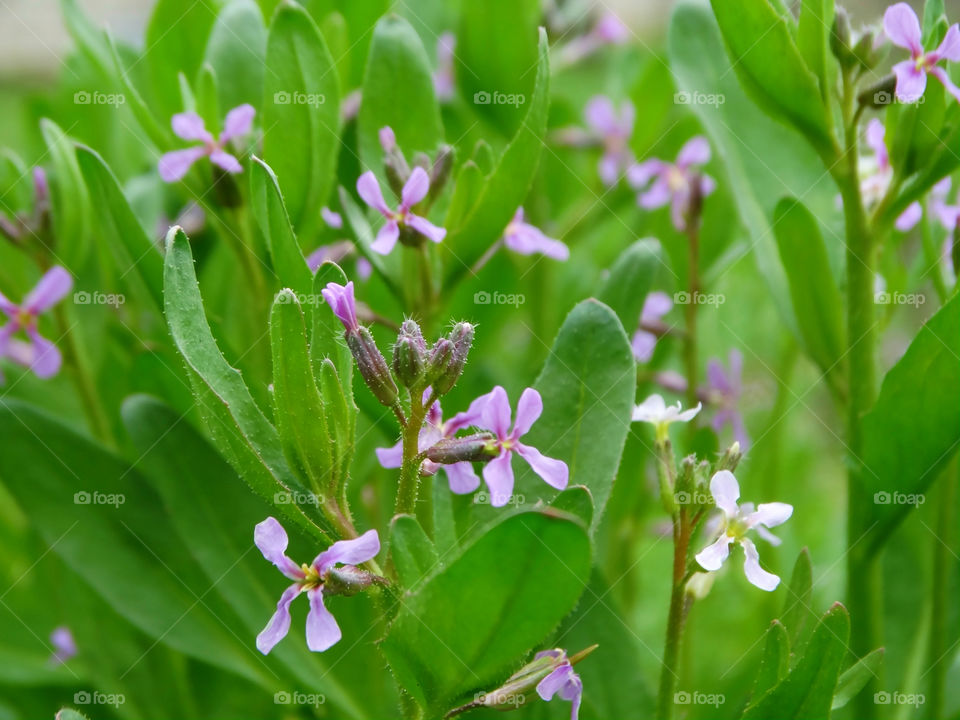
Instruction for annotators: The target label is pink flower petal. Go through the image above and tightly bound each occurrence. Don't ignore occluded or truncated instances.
[370,220,400,254]
[254,517,305,580]
[401,167,430,209]
[676,135,711,168]
[406,214,447,243]
[256,583,303,654]
[313,528,380,575]
[443,462,481,494]
[482,450,515,507]
[935,24,960,62]
[479,386,512,439]
[158,146,208,182]
[883,2,923,56]
[375,440,403,469]
[516,442,569,490]
[893,60,928,102]
[24,266,72,314]
[513,387,543,437]
[220,104,255,142]
[357,171,393,216]
[171,112,214,143]
[305,587,342,652]
[25,329,62,378]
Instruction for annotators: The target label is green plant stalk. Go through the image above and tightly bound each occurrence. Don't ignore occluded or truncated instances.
[397,396,429,516]
[657,511,692,720]
[927,458,957,718]
[682,219,701,410]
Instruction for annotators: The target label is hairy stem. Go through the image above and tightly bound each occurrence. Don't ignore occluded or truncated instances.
[396,395,429,516]
[657,510,692,720]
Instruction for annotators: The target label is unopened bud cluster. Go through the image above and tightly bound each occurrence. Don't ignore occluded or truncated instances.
[392,319,474,398]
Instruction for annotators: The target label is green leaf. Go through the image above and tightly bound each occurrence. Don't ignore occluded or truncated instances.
[263,1,341,238]
[550,485,594,527]
[105,34,171,149]
[250,156,312,294]
[780,547,815,646]
[832,648,884,710]
[859,294,960,551]
[753,620,790,699]
[271,290,334,494]
[318,358,354,497]
[457,0,540,135]
[75,146,164,310]
[598,239,664,334]
[357,15,443,175]
[381,510,590,715]
[163,226,329,539]
[40,119,91,270]
[0,399,270,687]
[389,514,439,591]
[442,27,551,289]
[797,0,835,100]
[773,198,845,375]
[522,300,636,533]
[444,160,485,232]
[744,603,850,720]
[709,0,835,157]
[203,0,267,111]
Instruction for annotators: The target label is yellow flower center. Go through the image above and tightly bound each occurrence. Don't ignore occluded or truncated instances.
[300,563,323,589]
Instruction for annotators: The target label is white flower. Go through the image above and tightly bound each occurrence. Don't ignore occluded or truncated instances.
[694,470,793,591]
[632,393,701,442]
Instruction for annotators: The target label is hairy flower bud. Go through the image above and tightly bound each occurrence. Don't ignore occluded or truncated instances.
[425,432,498,465]
[392,319,427,387]
[714,441,742,473]
[322,565,384,597]
[431,322,474,395]
[347,326,399,407]
[423,338,454,387]
[830,8,856,68]
[429,145,454,203]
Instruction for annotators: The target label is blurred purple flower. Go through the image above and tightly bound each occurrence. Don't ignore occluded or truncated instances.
[376,389,483,493]
[356,168,446,254]
[503,208,570,260]
[856,119,921,231]
[321,206,343,230]
[434,32,456,101]
[320,281,359,332]
[158,104,255,182]
[255,518,380,654]
[584,96,635,186]
[49,626,77,665]
[628,136,715,230]
[695,471,793,591]
[556,12,630,67]
[470,386,569,506]
[703,349,749,450]
[632,291,671,362]
[884,3,960,103]
[0,266,72,381]
[535,649,583,720]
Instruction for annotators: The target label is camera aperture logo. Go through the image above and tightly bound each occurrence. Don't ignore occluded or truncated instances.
[74,291,125,308]
[674,291,725,307]
[74,90,125,107]
[474,290,525,307]
[274,491,323,506]
[473,90,526,107]
[74,691,125,707]
[74,490,125,507]
[674,691,725,707]
[873,490,924,507]
[674,91,725,107]
[273,91,326,107]
[274,691,326,706]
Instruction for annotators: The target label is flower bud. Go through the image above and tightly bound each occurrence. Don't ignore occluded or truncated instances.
[392,319,427,387]
[675,454,697,496]
[347,326,399,407]
[425,432,498,464]
[431,322,474,395]
[830,8,856,69]
[322,565,384,597]
[429,145,455,203]
[714,441,742,473]
[423,338,453,387]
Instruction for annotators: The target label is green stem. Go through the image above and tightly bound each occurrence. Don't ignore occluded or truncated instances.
[683,221,701,410]
[396,395,428,516]
[657,512,692,720]
[927,458,957,719]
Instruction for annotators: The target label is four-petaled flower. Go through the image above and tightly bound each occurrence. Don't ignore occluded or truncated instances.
[0,266,72,381]
[535,649,583,720]
[376,390,483,493]
[471,386,569,506]
[158,104,255,182]
[694,471,793,591]
[632,291,672,362]
[357,168,446,255]
[255,517,380,654]
[503,208,570,260]
[632,393,701,443]
[584,96,636,186]
[628,136,716,231]
[703,350,749,450]
[884,2,960,103]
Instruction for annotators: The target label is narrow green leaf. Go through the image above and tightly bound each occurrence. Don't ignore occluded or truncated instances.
[753,620,790,699]
[780,547,815,646]
[319,359,354,495]
[381,510,591,715]
[203,0,267,111]
[598,238,663,334]
[40,119,91,270]
[832,648,884,710]
[389,514,439,591]
[797,0,835,99]
[263,0,340,237]
[444,160,485,233]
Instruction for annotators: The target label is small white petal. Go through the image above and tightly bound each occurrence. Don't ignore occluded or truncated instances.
[632,394,667,422]
[709,470,740,518]
[695,533,733,571]
[754,525,782,546]
[676,402,702,422]
[740,538,780,591]
[748,502,793,529]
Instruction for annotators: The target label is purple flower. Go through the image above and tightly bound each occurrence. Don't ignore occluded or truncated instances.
[632,291,672,362]
[503,208,570,260]
[321,206,343,230]
[535,649,583,720]
[356,168,447,255]
[376,389,483,493]
[470,386,568,506]
[379,126,397,153]
[0,266,72,381]
[255,518,380,654]
[628,136,716,231]
[158,104,255,182]
[434,32,456,101]
[320,281,359,333]
[856,119,922,231]
[584,96,635,186]
[703,350,749,450]
[884,3,960,103]
[49,626,77,665]
[555,12,630,67]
